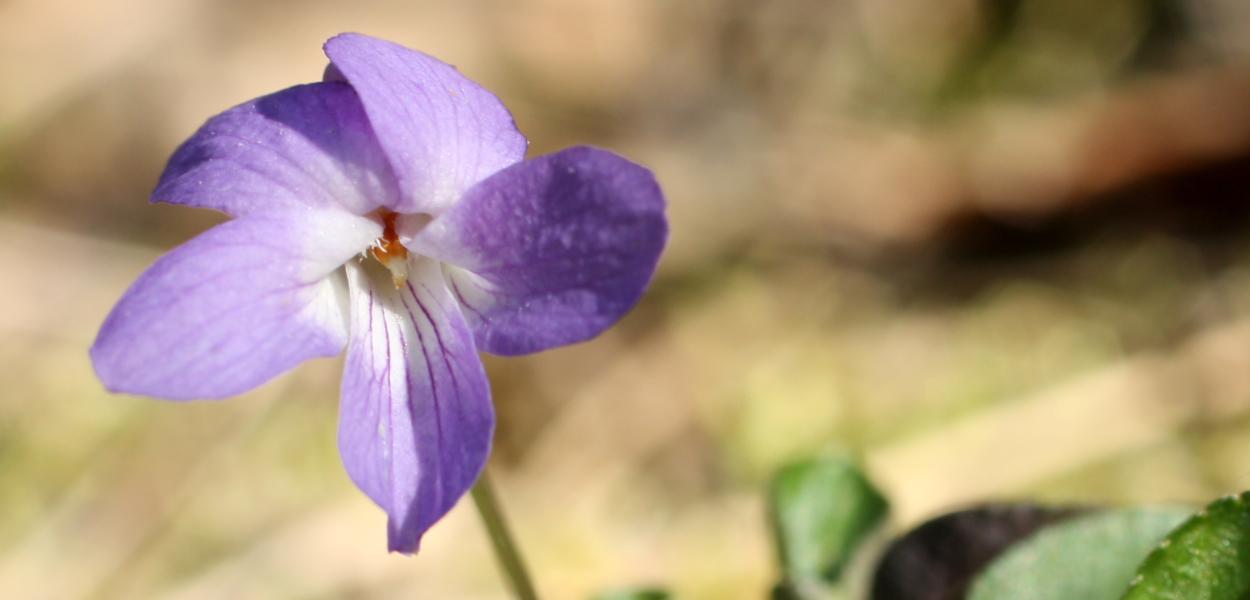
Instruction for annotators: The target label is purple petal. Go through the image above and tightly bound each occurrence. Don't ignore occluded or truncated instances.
[323,33,528,215]
[407,146,668,356]
[153,81,399,217]
[338,258,493,554]
[90,210,381,400]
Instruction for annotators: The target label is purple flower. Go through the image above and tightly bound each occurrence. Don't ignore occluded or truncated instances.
[89,33,667,553]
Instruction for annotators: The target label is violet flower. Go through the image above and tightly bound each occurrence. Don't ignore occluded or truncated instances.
[90,33,667,553]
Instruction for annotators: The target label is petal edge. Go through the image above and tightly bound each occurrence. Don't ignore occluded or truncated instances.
[408,146,668,355]
[90,210,380,400]
[324,33,528,214]
[153,81,399,217]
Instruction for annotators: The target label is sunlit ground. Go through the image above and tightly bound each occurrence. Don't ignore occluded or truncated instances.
[4,1,1250,598]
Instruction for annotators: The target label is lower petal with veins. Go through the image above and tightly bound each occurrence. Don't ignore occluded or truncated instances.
[337,257,494,554]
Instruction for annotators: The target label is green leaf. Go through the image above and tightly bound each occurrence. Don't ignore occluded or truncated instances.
[1122,492,1250,600]
[768,455,889,590]
[589,588,670,600]
[872,503,1084,600]
[966,507,1191,600]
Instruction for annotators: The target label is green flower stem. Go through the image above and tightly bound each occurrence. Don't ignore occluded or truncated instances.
[471,472,540,600]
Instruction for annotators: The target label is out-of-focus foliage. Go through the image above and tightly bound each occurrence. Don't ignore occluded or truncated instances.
[966,507,1190,600]
[4,0,1250,597]
[769,456,888,598]
[869,505,1082,600]
[590,588,671,600]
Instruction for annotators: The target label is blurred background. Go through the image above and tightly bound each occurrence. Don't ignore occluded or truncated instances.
[4,0,1250,598]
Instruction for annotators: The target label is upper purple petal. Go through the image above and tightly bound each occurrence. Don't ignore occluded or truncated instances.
[323,33,528,215]
[153,81,399,217]
[407,146,668,356]
[338,258,494,553]
[90,209,381,400]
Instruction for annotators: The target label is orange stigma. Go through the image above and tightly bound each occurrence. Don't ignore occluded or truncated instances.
[369,210,408,263]
[369,210,410,286]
